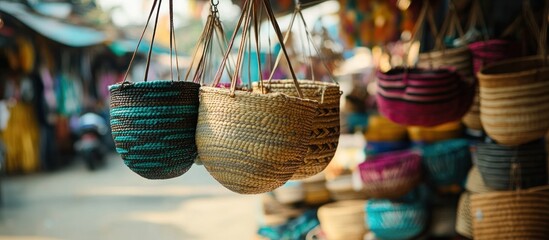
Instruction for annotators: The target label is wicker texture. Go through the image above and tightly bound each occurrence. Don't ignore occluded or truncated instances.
[455,191,473,239]
[477,56,549,146]
[366,199,427,240]
[318,200,368,240]
[358,150,422,199]
[196,87,317,194]
[420,139,472,188]
[476,141,548,190]
[470,186,549,240]
[109,81,200,179]
[418,45,475,84]
[254,80,341,180]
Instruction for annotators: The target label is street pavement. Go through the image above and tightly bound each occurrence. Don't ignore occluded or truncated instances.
[0,154,259,240]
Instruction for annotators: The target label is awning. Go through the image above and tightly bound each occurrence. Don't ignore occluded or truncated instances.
[0,2,107,47]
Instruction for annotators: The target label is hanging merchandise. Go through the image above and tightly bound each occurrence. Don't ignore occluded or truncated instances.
[475,140,548,190]
[477,2,549,146]
[364,115,408,142]
[417,2,475,85]
[463,0,521,131]
[366,189,428,240]
[338,0,420,48]
[376,1,474,127]
[196,0,318,194]
[358,150,422,199]
[317,200,368,240]
[420,139,471,193]
[470,186,549,240]
[455,191,473,239]
[109,0,200,179]
[16,36,35,74]
[252,4,341,180]
[1,102,41,174]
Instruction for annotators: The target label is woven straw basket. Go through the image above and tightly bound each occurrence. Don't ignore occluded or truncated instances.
[477,56,549,146]
[455,191,473,239]
[318,200,367,240]
[465,166,497,194]
[253,80,341,180]
[418,45,475,84]
[109,81,200,179]
[470,186,549,240]
[420,139,472,189]
[196,87,317,194]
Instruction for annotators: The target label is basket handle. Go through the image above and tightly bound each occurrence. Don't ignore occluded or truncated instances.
[265,3,338,87]
[466,0,489,42]
[404,0,439,68]
[120,0,181,85]
[522,0,548,59]
[185,1,235,85]
[211,0,304,98]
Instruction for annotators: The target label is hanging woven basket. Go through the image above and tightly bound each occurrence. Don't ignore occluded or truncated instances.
[455,191,473,239]
[366,198,428,240]
[109,0,200,179]
[196,0,318,194]
[255,80,341,180]
[420,139,472,191]
[318,200,368,240]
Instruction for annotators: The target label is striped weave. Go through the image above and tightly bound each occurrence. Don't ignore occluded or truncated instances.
[109,81,200,179]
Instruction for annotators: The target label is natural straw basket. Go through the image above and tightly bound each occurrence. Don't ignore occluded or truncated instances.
[254,80,341,180]
[197,88,316,194]
[358,150,422,199]
[477,55,549,146]
[196,0,318,194]
[465,166,497,194]
[455,191,473,239]
[470,186,549,240]
[318,200,368,240]
[110,81,200,179]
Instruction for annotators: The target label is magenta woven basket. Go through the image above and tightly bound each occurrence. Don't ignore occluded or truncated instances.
[358,150,422,199]
[376,68,475,127]
[468,40,521,74]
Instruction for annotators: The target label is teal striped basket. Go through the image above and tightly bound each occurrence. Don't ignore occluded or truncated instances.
[366,199,427,240]
[109,80,200,179]
[420,139,472,191]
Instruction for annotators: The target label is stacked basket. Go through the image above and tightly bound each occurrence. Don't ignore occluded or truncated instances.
[364,115,409,155]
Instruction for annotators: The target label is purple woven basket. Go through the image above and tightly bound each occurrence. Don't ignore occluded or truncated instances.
[358,150,422,199]
[376,68,475,127]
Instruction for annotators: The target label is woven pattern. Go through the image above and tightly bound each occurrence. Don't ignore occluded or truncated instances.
[421,139,472,188]
[358,150,422,199]
[366,199,427,240]
[477,56,549,146]
[376,67,475,127]
[109,81,200,179]
[254,80,341,180]
[471,187,549,240]
[476,141,548,190]
[318,200,367,240]
[455,191,473,239]
[196,87,317,194]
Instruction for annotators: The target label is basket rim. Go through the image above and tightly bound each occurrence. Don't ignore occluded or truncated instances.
[477,55,549,80]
